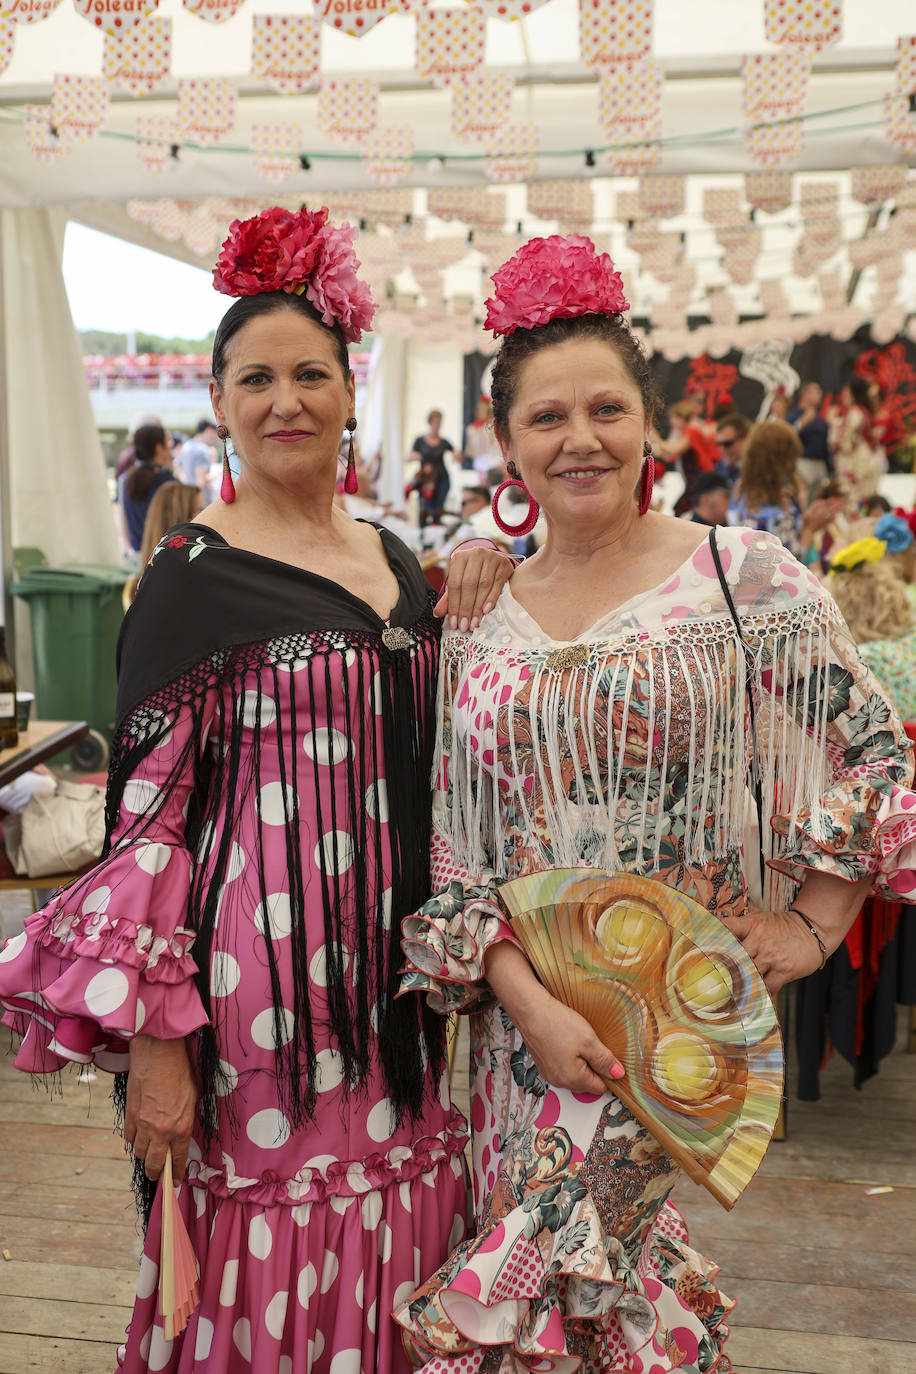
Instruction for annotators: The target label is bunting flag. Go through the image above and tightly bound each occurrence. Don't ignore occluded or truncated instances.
[0,16,14,71]
[363,124,413,187]
[745,118,803,166]
[182,0,245,23]
[896,34,916,91]
[602,126,661,174]
[475,0,551,17]
[135,114,176,173]
[884,94,916,153]
[702,186,745,226]
[718,226,761,287]
[324,187,412,224]
[526,179,594,228]
[799,178,839,221]
[764,0,841,50]
[0,0,62,23]
[103,14,171,94]
[428,186,507,225]
[579,0,654,69]
[251,123,301,184]
[311,0,410,39]
[614,188,640,223]
[317,77,379,145]
[744,169,793,213]
[850,164,907,205]
[598,59,663,135]
[450,73,514,140]
[742,51,810,119]
[72,0,156,37]
[24,103,69,161]
[638,173,685,218]
[51,73,109,143]
[483,121,538,184]
[176,77,236,145]
[251,15,321,94]
[415,6,486,87]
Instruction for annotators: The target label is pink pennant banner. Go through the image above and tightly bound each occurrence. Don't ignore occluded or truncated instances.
[415,7,485,88]
[135,114,176,173]
[0,0,61,23]
[0,17,14,70]
[850,165,907,205]
[72,0,156,38]
[579,0,654,70]
[637,172,685,218]
[103,14,170,94]
[526,179,594,227]
[176,77,236,145]
[182,0,244,24]
[598,59,662,134]
[742,51,810,117]
[744,170,793,213]
[317,77,378,144]
[24,104,69,162]
[51,73,109,143]
[251,15,321,95]
[745,119,803,167]
[363,124,413,187]
[311,0,413,38]
[764,0,841,50]
[483,122,538,184]
[451,73,514,140]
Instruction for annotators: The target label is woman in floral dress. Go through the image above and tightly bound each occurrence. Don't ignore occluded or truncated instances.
[395,236,916,1373]
[0,208,512,1374]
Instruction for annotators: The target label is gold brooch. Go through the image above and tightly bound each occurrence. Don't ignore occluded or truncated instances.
[545,644,589,672]
[381,626,411,651]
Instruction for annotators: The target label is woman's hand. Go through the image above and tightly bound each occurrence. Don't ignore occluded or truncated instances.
[125,1035,197,1182]
[725,904,824,995]
[434,543,515,630]
[484,938,623,1093]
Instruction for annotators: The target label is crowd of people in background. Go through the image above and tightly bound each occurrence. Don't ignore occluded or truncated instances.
[114,411,218,561]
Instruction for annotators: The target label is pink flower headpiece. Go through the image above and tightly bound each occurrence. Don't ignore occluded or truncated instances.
[213,205,375,344]
[484,234,629,338]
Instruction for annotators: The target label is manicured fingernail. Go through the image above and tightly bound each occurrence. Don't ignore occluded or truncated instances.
[459,617,469,632]
[470,616,479,630]
[482,602,494,615]
[611,1062,625,1080]
[449,615,458,630]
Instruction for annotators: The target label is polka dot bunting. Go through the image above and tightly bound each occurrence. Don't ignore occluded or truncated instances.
[182,0,245,25]
[742,51,810,120]
[176,77,236,147]
[50,73,109,145]
[72,0,157,40]
[309,0,415,41]
[579,0,653,71]
[0,0,62,25]
[0,18,15,72]
[317,76,379,146]
[415,6,485,89]
[764,0,842,50]
[251,15,320,96]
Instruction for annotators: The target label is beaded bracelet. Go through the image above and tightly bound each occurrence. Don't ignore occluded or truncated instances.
[789,907,828,970]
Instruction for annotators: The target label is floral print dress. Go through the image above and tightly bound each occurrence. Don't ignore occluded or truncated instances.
[394,527,916,1374]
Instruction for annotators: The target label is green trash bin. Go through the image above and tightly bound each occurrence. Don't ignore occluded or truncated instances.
[11,563,128,769]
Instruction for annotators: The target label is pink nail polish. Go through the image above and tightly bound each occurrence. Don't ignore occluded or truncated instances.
[611,1062,625,1080]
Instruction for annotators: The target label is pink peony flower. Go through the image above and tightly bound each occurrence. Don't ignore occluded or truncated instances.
[484,234,630,337]
[212,205,375,343]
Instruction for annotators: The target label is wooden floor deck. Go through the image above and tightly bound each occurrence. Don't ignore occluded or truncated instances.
[1,1009,915,1374]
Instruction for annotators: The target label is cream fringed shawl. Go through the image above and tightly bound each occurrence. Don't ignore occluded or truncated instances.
[432,526,911,912]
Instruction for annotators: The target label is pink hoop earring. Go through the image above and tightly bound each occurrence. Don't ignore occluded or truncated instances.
[638,443,655,516]
[344,417,358,495]
[216,424,236,504]
[491,462,540,537]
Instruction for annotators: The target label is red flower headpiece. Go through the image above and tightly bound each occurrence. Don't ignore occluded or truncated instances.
[213,205,375,344]
[484,234,629,338]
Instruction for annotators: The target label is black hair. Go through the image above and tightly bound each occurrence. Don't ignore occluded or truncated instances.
[462,485,491,504]
[125,424,168,501]
[195,418,215,434]
[692,473,731,499]
[211,291,350,386]
[490,312,660,442]
[848,374,875,411]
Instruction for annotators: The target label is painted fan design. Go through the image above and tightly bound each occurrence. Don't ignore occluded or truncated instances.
[158,1147,200,1341]
[498,868,783,1210]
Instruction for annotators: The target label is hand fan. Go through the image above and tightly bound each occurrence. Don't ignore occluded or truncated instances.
[498,868,783,1210]
[158,1147,200,1341]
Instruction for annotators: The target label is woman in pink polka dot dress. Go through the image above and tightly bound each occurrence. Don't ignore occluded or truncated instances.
[394,237,916,1372]
[0,209,514,1374]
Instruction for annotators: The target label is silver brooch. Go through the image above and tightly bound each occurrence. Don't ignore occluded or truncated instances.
[381,626,411,651]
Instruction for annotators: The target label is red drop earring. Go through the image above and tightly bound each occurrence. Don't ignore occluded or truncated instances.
[344,417,358,495]
[216,424,236,504]
[638,442,655,516]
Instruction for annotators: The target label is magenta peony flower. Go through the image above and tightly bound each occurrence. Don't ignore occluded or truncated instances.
[212,205,375,343]
[484,234,630,337]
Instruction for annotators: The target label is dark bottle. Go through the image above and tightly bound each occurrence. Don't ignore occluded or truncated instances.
[0,629,17,749]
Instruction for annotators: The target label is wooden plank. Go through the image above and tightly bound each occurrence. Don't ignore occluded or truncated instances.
[724,1277,916,1342]
[1,1295,128,1342]
[0,1154,133,1192]
[0,1331,120,1374]
[696,1236,916,1292]
[0,1260,136,1307]
[727,1326,916,1374]
[0,1181,137,1228]
[0,1216,141,1269]
[0,1122,129,1160]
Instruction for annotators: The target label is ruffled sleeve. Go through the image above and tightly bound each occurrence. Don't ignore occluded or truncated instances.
[0,687,219,1074]
[725,530,916,902]
[400,633,520,1014]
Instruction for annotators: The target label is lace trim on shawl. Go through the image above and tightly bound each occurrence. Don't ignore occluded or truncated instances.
[436,595,841,910]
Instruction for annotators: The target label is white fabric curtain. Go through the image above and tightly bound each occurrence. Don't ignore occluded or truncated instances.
[363,333,408,507]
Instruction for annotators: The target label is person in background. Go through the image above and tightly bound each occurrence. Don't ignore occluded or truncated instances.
[865,494,892,517]
[463,396,499,477]
[714,411,750,483]
[688,471,732,526]
[175,417,217,494]
[653,399,720,516]
[766,387,791,420]
[116,411,163,480]
[138,482,205,569]
[733,419,819,555]
[118,423,176,556]
[410,409,456,472]
[407,458,449,527]
[787,380,832,488]
[828,375,884,504]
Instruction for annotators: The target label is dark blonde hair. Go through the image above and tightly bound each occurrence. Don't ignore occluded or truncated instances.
[739,419,803,508]
[140,482,204,566]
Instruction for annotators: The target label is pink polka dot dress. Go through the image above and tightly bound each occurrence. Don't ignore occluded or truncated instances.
[0,524,471,1374]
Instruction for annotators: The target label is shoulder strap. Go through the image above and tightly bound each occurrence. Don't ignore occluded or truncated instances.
[709,528,765,896]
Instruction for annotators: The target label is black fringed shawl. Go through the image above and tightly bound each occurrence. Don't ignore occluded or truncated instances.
[92,523,446,1217]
